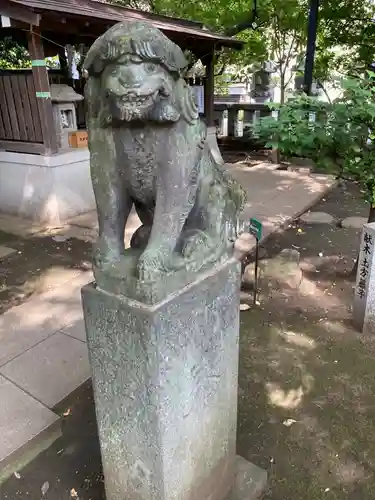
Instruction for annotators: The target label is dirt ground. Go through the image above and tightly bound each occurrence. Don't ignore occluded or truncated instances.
[238,182,375,499]
[0,232,91,315]
[2,182,375,500]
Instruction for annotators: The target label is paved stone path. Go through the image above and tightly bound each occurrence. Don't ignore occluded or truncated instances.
[299,211,335,224]
[0,246,16,259]
[341,215,368,229]
[0,162,336,482]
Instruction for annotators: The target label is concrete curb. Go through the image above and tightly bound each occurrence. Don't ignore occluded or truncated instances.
[242,178,338,263]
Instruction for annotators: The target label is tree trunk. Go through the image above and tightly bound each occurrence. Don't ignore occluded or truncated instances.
[280,74,285,105]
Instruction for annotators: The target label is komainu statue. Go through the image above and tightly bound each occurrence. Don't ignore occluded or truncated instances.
[84,21,246,302]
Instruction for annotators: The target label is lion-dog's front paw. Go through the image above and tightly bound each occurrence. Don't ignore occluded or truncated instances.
[137,248,167,282]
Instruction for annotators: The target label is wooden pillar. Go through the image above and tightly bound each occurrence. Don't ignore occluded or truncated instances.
[28,26,58,155]
[203,50,215,127]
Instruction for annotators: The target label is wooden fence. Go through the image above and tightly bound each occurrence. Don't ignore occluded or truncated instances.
[0,70,45,153]
[0,69,272,154]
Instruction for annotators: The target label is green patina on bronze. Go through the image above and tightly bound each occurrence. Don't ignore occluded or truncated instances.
[84,20,246,303]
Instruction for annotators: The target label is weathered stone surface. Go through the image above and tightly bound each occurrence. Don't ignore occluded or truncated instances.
[82,259,266,500]
[353,222,375,332]
[299,211,334,224]
[83,21,246,303]
[341,216,367,229]
[1,333,90,408]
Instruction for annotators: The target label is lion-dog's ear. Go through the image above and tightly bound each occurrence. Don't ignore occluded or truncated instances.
[83,35,106,77]
[85,77,105,124]
[148,79,199,125]
[175,80,199,124]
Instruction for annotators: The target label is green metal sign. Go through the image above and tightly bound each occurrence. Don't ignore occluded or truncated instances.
[249,217,263,241]
[36,91,51,99]
[31,59,46,67]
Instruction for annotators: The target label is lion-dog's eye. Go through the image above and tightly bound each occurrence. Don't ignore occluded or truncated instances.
[145,62,157,73]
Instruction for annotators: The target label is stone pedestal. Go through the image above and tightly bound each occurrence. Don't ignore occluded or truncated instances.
[82,259,266,500]
[353,222,375,333]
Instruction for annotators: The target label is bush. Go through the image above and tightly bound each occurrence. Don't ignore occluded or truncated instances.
[254,72,375,218]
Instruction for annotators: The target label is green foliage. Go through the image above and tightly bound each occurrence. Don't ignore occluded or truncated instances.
[254,96,330,164]
[0,37,30,69]
[337,74,375,205]
[111,0,375,100]
[318,0,375,77]
[214,73,230,94]
[0,37,59,70]
[254,72,375,206]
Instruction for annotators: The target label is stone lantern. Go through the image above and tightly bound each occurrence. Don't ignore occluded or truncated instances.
[50,84,84,150]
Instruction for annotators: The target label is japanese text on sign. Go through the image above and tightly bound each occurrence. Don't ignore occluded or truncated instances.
[357,231,373,299]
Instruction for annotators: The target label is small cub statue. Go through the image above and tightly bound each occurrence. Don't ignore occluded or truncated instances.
[84,21,246,297]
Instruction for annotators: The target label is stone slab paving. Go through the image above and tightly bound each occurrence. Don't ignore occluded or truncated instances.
[0,162,336,481]
[0,271,92,482]
[0,375,61,483]
[0,164,335,248]
[299,211,335,224]
[66,210,99,230]
[67,208,141,246]
[0,333,90,408]
[227,162,336,246]
[0,246,16,260]
[0,214,47,237]
[54,164,336,249]
[0,272,91,367]
[22,267,85,295]
[341,216,368,229]
[60,318,87,342]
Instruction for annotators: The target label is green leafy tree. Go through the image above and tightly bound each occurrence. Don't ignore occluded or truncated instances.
[262,0,307,103]
[110,0,375,95]
[317,0,375,77]
[0,37,61,70]
[225,0,308,103]
[0,37,30,69]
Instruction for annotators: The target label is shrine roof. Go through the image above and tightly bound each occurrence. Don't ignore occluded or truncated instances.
[4,0,244,52]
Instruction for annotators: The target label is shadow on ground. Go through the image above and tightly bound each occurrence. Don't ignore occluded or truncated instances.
[238,182,375,499]
[2,182,375,499]
[0,233,92,314]
[238,292,375,499]
[1,382,105,500]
